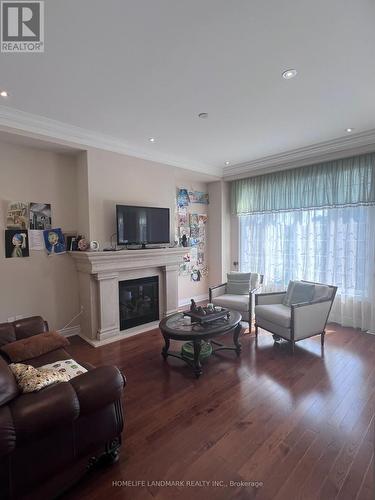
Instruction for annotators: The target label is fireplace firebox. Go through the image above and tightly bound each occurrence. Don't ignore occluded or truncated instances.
[119,276,159,330]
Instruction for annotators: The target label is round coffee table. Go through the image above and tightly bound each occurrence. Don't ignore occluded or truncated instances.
[159,310,242,378]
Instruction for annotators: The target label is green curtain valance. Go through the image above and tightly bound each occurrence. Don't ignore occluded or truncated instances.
[231,153,375,215]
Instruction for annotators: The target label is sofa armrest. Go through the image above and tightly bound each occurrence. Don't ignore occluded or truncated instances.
[69,365,125,415]
[209,283,227,302]
[255,291,286,306]
[292,300,332,340]
[0,406,16,458]
[9,382,80,440]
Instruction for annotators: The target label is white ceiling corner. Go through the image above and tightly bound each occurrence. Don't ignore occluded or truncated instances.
[0,1,374,176]
[0,104,222,176]
[223,128,375,179]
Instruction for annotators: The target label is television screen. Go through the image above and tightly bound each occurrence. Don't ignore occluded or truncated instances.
[116,205,170,245]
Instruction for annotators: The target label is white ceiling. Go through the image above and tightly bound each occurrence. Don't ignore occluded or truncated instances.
[0,0,375,176]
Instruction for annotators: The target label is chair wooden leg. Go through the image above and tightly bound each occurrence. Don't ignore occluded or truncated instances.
[321,331,325,347]
[254,324,258,337]
[291,341,295,354]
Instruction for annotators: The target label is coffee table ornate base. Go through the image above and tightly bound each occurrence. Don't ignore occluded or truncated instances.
[160,315,242,378]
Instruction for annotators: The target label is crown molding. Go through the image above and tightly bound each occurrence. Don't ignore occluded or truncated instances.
[223,129,375,180]
[0,104,222,177]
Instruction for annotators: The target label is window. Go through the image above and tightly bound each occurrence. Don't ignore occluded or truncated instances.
[240,205,375,330]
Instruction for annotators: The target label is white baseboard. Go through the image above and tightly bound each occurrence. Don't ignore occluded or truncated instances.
[366,330,375,335]
[58,325,81,337]
[178,293,208,307]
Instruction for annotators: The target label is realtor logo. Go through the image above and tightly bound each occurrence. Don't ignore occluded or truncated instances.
[1,1,44,52]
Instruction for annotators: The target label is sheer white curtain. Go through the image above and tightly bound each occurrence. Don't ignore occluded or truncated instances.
[240,205,375,331]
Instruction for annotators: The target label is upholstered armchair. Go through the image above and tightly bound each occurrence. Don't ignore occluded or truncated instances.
[209,272,263,326]
[254,280,337,353]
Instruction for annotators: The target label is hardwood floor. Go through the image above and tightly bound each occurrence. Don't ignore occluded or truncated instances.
[64,324,374,500]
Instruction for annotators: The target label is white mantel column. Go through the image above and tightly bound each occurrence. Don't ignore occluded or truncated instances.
[163,264,179,316]
[95,272,120,339]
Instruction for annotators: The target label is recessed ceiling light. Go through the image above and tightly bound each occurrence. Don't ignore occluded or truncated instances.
[225,161,230,166]
[149,137,156,142]
[198,112,208,119]
[0,90,8,97]
[345,128,354,133]
[282,69,297,80]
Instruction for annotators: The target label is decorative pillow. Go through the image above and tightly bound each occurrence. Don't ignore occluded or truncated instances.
[9,363,69,393]
[0,331,69,363]
[226,272,251,295]
[39,359,87,379]
[283,281,315,306]
[283,280,295,306]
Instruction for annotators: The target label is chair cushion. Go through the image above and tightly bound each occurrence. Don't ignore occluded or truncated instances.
[255,304,291,328]
[226,272,251,295]
[312,284,333,302]
[283,281,315,306]
[212,294,249,312]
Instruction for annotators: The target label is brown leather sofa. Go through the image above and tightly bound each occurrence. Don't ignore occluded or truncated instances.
[0,316,125,500]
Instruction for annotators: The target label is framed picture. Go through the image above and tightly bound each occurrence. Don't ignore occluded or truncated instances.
[188,191,209,205]
[5,230,30,258]
[6,202,29,229]
[43,228,66,255]
[29,203,52,230]
[177,188,190,207]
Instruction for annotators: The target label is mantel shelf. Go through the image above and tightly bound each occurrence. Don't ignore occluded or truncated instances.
[69,247,187,275]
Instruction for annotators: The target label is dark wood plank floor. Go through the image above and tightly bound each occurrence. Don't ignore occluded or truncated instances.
[63,324,375,500]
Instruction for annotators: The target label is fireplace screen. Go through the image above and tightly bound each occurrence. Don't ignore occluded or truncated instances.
[119,276,159,330]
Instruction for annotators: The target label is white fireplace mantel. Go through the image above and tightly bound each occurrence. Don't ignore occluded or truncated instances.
[70,247,186,346]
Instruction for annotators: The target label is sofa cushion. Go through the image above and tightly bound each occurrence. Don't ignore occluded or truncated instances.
[255,304,291,328]
[0,357,19,406]
[0,331,69,363]
[0,323,16,348]
[212,294,249,312]
[226,272,251,295]
[283,281,315,306]
[24,347,72,367]
[13,316,48,340]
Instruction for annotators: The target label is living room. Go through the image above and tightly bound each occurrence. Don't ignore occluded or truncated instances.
[0,2,374,499]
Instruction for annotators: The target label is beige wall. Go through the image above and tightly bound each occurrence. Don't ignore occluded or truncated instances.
[207,180,232,286]
[0,141,80,329]
[0,140,215,333]
[83,148,211,302]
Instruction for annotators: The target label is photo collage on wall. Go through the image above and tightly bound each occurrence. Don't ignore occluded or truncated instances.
[176,188,209,282]
[4,201,67,258]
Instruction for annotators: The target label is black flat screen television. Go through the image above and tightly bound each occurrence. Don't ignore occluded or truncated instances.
[116,205,170,246]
